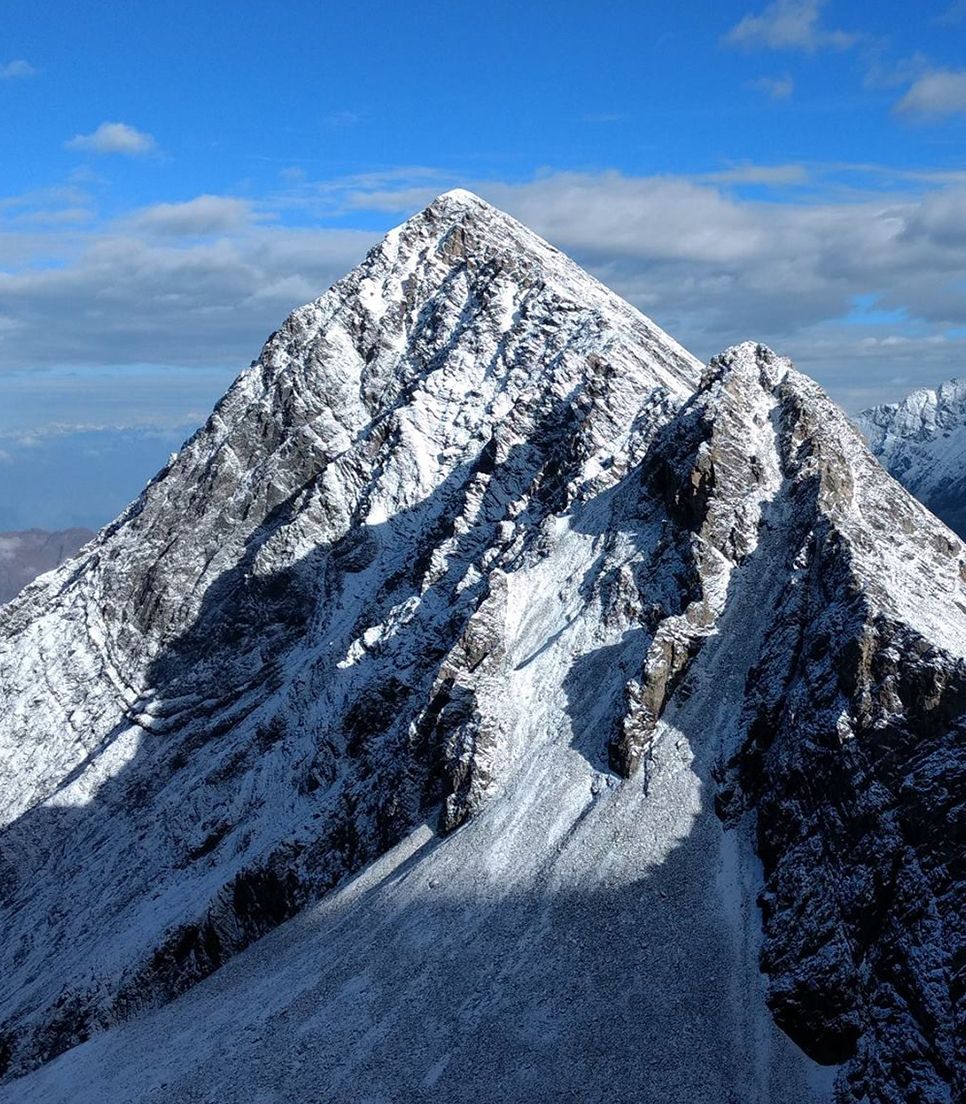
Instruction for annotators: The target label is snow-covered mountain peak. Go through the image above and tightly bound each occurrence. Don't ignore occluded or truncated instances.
[0,193,704,1082]
[424,186,491,210]
[860,375,966,444]
[0,207,963,1104]
[224,186,703,521]
[856,373,966,537]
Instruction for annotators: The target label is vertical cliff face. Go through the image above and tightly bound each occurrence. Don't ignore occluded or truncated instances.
[0,198,962,1104]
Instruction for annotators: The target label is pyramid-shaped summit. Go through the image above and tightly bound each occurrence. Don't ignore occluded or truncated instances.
[0,196,963,1104]
[0,189,706,1076]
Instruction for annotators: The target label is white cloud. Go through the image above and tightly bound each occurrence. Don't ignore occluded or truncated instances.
[896,69,966,118]
[130,195,257,236]
[0,223,379,370]
[900,186,966,245]
[0,59,36,80]
[2,165,966,408]
[65,122,157,156]
[14,206,93,226]
[724,0,857,52]
[747,74,795,99]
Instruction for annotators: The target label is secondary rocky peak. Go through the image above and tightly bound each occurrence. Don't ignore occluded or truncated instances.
[705,339,790,389]
[591,338,966,1102]
[861,375,966,443]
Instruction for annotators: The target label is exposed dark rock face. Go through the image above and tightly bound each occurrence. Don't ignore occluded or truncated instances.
[0,528,94,605]
[594,341,964,1103]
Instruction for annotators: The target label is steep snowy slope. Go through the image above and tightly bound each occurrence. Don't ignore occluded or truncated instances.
[1,195,963,1104]
[0,529,94,605]
[857,377,966,537]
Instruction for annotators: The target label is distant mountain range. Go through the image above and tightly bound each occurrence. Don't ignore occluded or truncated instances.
[0,192,962,1104]
[857,378,966,537]
[0,528,94,605]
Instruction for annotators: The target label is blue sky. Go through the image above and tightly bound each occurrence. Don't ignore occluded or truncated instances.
[2,0,966,527]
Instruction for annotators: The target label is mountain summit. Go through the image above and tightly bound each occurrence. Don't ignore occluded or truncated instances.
[1,194,962,1104]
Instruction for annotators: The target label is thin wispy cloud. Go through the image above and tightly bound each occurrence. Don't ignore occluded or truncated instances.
[935,0,966,24]
[0,59,36,80]
[704,162,807,184]
[895,68,966,118]
[748,74,795,99]
[324,110,361,127]
[129,195,257,236]
[581,112,627,123]
[14,206,93,227]
[65,122,157,156]
[724,0,858,53]
[863,51,929,91]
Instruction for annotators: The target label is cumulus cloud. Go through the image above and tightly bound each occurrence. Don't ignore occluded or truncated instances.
[896,69,966,118]
[65,122,156,156]
[747,74,795,99]
[507,172,963,312]
[899,186,966,245]
[0,59,36,80]
[723,0,857,52]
